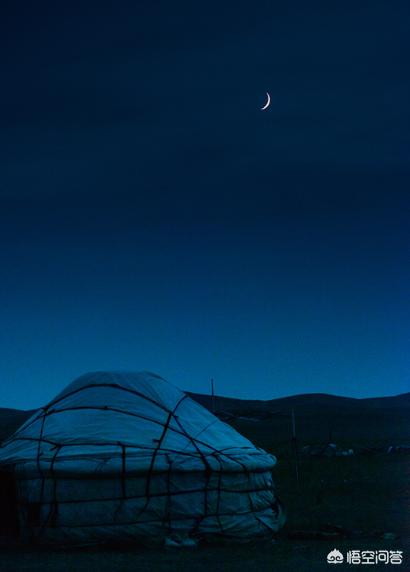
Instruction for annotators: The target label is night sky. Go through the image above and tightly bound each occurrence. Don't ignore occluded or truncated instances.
[1,1,409,408]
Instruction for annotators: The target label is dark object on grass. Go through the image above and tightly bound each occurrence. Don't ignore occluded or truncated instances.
[301,443,354,457]
[387,445,410,454]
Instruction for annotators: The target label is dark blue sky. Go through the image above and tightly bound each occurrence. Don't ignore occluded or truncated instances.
[1,1,409,408]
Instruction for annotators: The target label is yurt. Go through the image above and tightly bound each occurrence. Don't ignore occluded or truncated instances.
[0,371,284,545]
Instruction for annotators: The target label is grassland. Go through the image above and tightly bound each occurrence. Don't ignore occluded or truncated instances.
[0,393,408,571]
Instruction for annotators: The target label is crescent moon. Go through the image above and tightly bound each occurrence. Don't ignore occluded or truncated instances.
[261,92,271,111]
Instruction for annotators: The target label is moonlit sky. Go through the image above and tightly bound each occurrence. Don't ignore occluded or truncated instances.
[1,1,409,408]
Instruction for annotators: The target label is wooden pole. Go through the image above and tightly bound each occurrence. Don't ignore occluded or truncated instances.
[291,408,300,488]
[211,378,216,414]
[291,408,296,439]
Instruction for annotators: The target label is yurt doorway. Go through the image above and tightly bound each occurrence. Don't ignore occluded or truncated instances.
[0,470,19,537]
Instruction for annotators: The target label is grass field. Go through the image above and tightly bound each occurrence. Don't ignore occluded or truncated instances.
[1,537,408,572]
[0,394,408,571]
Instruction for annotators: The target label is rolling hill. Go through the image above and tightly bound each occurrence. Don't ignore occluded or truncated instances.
[1,392,409,450]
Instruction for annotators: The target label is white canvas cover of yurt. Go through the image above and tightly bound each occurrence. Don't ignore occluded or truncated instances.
[0,371,284,545]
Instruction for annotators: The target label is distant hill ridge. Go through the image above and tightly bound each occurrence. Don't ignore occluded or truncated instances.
[1,391,409,443]
[188,391,410,413]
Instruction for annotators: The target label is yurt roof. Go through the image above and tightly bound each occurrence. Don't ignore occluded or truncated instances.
[0,371,276,475]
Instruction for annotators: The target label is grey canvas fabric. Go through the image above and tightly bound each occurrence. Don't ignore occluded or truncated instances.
[0,371,284,544]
